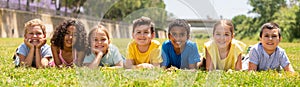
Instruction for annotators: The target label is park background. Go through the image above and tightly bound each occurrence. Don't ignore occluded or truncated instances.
[0,0,300,86]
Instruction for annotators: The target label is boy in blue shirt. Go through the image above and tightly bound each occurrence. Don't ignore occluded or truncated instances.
[248,22,294,72]
[15,19,52,68]
[161,19,200,69]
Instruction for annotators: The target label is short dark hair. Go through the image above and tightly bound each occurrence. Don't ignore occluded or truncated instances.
[168,19,190,36]
[132,16,155,33]
[259,22,281,38]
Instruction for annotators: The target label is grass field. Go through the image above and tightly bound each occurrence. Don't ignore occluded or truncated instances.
[0,38,299,86]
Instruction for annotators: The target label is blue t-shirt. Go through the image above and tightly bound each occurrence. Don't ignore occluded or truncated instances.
[161,40,200,69]
[83,44,124,67]
[249,43,290,71]
[16,43,52,67]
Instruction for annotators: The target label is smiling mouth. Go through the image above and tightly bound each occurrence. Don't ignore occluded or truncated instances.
[30,39,40,43]
[266,42,274,45]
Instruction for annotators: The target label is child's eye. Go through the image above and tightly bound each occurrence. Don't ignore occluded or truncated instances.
[272,35,278,38]
[94,39,99,42]
[264,35,269,37]
[225,34,230,36]
[29,33,34,35]
[101,38,107,41]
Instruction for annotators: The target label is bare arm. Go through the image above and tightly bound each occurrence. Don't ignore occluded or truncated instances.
[205,48,214,71]
[114,60,123,67]
[248,62,257,71]
[20,39,35,67]
[235,54,242,71]
[189,64,196,70]
[51,45,62,67]
[125,59,135,69]
[76,51,85,67]
[87,52,103,69]
[283,64,295,73]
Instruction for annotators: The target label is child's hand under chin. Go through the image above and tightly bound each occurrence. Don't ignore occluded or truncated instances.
[24,38,46,48]
[36,38,47,48]
[24,38,34,48]
[92,48,103,56]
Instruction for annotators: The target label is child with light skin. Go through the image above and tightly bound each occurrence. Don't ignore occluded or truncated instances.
[51,19,87,68]
[161,19,200,69]
[204,20,246,71]
[83,25,124,69]
[125,17,162,69]
[15,19,52,68]
[248,22,294,72]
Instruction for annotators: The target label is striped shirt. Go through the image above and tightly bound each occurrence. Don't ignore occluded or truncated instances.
[249,43,290,71]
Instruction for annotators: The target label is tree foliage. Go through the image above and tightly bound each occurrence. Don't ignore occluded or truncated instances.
[232,0,300,41]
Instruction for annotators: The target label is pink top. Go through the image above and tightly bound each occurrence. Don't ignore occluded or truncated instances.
[59,49,77,66]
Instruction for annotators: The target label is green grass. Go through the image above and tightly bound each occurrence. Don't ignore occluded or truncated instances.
[0,38,299,86]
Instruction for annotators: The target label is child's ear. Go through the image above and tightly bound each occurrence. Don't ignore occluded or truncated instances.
[151,32,155,39]
[279,36,282,42]
[232,33,235,38]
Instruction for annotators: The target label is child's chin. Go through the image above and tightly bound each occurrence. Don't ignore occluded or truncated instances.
[31,42,40,45]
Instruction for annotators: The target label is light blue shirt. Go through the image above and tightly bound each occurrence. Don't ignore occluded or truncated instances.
[83,44,124,67]
[161,40,200,69]
[249,43,290,71]
[16,43,52,58]
[16,43,52,66]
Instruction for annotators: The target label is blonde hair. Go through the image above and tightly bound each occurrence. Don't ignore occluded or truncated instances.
[213,20,234,35]
[24,19,46,35]
[86,24,111,55]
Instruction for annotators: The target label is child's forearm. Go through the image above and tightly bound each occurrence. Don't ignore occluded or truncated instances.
[88,53,103,69]
[34,48,44,69]
[23,47,35,67]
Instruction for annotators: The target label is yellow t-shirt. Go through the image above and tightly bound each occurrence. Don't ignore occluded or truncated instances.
[204,39,246,70]
[126,40,163,65]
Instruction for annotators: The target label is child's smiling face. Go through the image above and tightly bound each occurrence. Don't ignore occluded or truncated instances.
[260,28,281,54]
[25,25,45,46]
[91,29,110,55]
[169,26,188,48]
[213,24,233,49]
[132,25,154,46]
[64,26,76,48]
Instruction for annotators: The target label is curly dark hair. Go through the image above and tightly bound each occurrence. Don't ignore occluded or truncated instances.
[50,19,87,51]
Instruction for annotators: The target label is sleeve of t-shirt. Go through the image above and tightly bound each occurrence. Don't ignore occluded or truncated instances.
[111,46,123,65]
[188,43,200,64]
[150,47,163,64]
[280,51,290,68]
[126,43,134,60]
[16,43,28,57]
[249,47,259,65]
[161,45,169,67]
[83,54,94,64]
[41,45,53,58]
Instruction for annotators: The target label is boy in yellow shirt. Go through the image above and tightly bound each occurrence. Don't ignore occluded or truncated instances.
[125,17,162,69]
